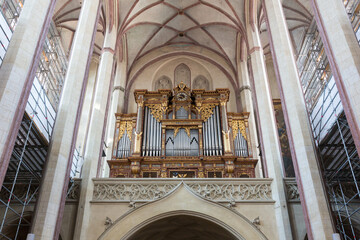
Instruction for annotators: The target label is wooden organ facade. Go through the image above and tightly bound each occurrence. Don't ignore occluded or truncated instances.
[108,83,257,178]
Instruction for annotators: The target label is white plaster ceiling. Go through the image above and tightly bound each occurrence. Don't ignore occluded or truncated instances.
[119,0,246,72]
[52,0,314,74]
[258,0,313,55]
[53,0,105,57]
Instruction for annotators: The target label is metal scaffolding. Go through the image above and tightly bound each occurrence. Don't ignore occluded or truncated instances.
[297,1,360,239]
[0,0,82,239]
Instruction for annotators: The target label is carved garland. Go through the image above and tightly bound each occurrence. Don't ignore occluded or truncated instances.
[232,120,247,140]
[119,121,133,141]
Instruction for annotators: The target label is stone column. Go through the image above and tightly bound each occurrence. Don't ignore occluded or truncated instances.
[0,0,57,186]
[310,0,360,156]
[73,27,117,239]
[238,55,263,177]
[101,59,127,177]
[247,24,293,239]
[263,0,334,239]
[30,1,101,239]
[76,57,100,159]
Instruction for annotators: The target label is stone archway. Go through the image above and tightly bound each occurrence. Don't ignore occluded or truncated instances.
[97,183,268,240]
[127,214,238,240]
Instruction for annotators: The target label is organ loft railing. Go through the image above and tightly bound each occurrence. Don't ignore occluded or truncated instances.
[108,83,257,178]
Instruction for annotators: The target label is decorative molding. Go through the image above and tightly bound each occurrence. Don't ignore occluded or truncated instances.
[284,178,300,202]
[118,121,133,141]
[66,179,81,201]
[249,46,261,54]
[102,47,115,55]
[93,182,177,201]
[239,85,251,93]
[146,104,167,122]
[198,103,217,121]
[92,179,273,203]
[105,217,113,229]
[113,86,125,92]
[187,183,271,201]
[231,120,247,140]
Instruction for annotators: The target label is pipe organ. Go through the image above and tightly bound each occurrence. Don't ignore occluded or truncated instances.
[109,83,257,178]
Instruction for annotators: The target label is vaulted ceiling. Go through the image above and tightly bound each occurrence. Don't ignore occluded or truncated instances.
[117,0,246,72]
[52,0,314,85]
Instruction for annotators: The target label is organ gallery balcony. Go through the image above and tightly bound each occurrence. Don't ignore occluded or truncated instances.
[108,83,258,178]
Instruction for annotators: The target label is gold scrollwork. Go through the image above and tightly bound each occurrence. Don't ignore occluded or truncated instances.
[199,103,217,121]
[232,120,247,140]
[147,104,167,122]
[119,121,133,141]
[172,126,198,138]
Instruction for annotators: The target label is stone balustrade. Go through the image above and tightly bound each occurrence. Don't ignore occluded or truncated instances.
[92,178,273,203]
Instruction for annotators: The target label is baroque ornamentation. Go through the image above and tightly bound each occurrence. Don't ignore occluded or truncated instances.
[199,103,217,121]
[147,104,167,122]
[232,120,247,140]
[119,121,133,141]
[172,126,198,138]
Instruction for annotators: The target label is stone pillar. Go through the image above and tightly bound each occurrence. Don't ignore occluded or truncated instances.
[247,24,293,239]
[263,0,334,239]
[30,1,101,239]
[73,27,117,239]
[101,59,126,177]
[0,0,56,187]
[238,56,262,177]
[311,0,360,156]
[76,57,100,159]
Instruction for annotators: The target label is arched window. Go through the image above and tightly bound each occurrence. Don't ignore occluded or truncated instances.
[174,63,191,87]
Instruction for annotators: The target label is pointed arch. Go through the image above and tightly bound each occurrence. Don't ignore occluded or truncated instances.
[174,63,191,87]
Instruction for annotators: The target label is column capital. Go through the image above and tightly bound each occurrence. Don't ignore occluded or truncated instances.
[101,47,115,55]
[113,86,125,92]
